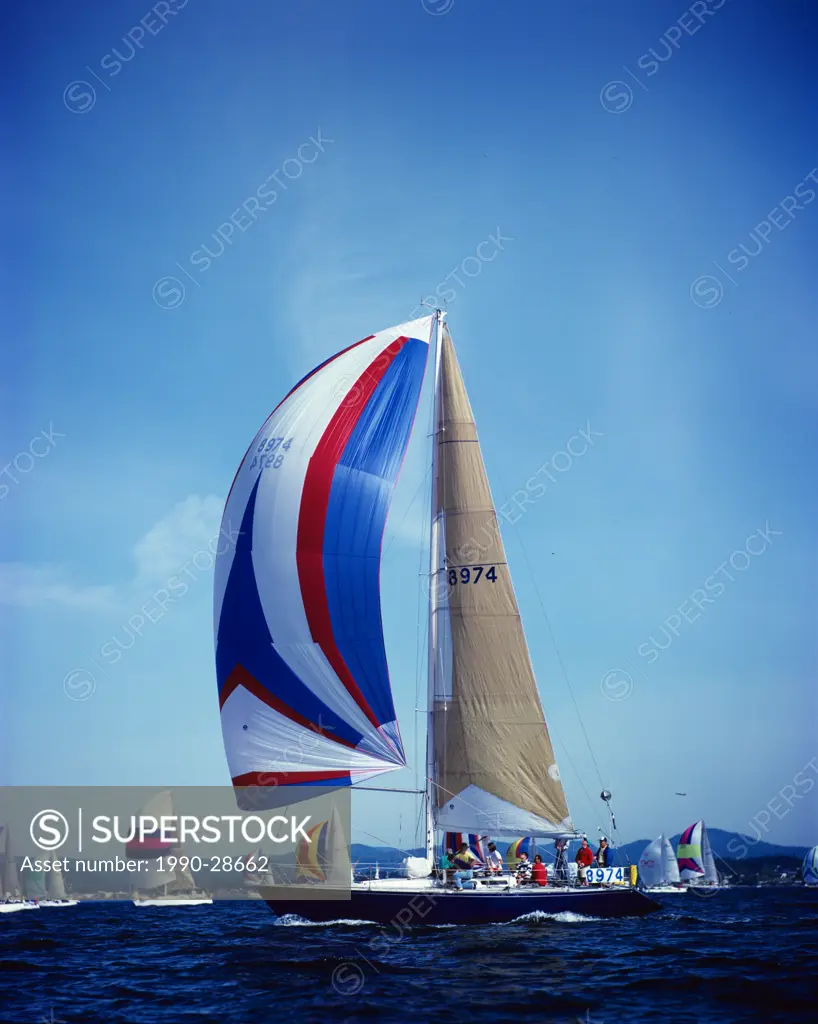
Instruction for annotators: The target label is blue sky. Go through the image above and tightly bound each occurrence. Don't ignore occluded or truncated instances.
[3,0,816,850]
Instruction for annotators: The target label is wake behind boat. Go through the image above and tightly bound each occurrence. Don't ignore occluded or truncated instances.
[213,312,659,924]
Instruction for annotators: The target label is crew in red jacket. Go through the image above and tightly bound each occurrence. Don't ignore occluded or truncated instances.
[531,854,548,886]
[576,837,594,885]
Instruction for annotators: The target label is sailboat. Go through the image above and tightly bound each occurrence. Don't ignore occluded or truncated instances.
[637,835,686,894]
[677,820,720,889]
[0,824,39,913]
[213,312,659,923]
[129,791,213,906]
[801,846,818,886]
[39,865,79,908]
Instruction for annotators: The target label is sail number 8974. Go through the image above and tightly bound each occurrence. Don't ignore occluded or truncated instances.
[448,565,497,585]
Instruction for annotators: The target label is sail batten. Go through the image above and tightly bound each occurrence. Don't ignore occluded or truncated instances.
[429,326,572,836]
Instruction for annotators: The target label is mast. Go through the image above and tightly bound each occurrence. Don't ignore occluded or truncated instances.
[424,309,445,863]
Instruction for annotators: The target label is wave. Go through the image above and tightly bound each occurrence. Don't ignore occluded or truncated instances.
[271,914,377,927]
[502,910,602,924]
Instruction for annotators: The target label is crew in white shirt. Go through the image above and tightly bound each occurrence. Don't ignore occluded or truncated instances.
[486,842,504,875]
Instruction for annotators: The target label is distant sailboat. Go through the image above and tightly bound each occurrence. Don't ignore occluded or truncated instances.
[0,824,38,913]
[129,792,212,907]
[40,865,79,908]
[213,312,658,923]
[638,835,686,894]
[677,820,719,888]
[22,867,47,902]
[802,846,818,886]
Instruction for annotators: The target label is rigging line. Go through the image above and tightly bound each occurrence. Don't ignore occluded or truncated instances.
[485,460,604,825]
[353,828,423,859]
[382,465,432,560]
[354,787,426,794]
[512,528,607,792]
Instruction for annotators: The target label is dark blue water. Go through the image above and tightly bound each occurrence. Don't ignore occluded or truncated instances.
[2,889,817,1023]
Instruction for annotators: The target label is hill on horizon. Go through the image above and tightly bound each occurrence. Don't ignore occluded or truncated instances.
[349,828,812,869]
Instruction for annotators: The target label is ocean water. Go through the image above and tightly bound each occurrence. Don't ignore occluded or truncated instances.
[2,888,816,1024]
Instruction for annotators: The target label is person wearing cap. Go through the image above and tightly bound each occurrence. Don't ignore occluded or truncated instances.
[485,842,503,876]
[596,837,612,868]
[575,837,594,885]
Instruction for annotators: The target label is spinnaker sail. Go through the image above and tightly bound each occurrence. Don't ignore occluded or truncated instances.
[802,845,818,885]
[215,318,433,791]
[295,805,350,885]
[125,791,178,892]
[505,837,534,868]
[443,832,485,864]
[428,325,574,837]
[677,820,718,883]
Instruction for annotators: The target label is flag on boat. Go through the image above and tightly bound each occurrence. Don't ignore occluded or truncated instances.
[214,318,433,795]
[505,837,533,867]
[802,845,818,886]
[443,832,485,864]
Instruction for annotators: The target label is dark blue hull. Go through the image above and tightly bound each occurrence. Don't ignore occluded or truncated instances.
[266,886,660,925]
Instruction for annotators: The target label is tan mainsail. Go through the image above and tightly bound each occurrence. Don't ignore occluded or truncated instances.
[430,326,573,834]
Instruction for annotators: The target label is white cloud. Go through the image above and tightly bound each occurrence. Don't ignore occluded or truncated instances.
[133,494,223,584]
[0,494,224,610]
[0,563,115,610]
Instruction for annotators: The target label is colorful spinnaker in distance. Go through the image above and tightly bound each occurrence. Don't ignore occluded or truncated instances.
[505,837,533,868]
[802,845,818,886]
[677,820,718,884]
